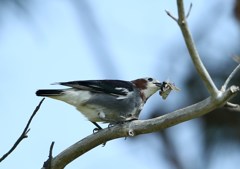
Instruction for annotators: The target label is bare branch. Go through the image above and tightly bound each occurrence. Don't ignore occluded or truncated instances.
[222,64,240,91]
[45,87,238,169]
[173,0,219,96]
[0,98,45,163]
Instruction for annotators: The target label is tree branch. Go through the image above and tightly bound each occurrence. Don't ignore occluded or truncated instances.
[222,63,240,91]
[0,98,45,163]
[175,0,219,96]
[44,86,238,169]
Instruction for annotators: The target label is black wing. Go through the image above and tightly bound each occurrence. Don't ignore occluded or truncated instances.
[53,80,134,96]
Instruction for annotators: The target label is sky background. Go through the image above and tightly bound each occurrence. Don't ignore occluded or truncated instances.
[0,0,239,169]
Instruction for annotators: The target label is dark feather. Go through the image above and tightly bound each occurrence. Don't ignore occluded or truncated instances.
[54,80,134,96]
[36,89,63,96]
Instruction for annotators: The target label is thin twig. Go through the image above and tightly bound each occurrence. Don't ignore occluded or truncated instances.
[175,0,219,96]
[49,142,55,160]
[165,10,178,22]
[225,102,239,108]
[0,98,45,163]
[42,141,55,169]
[186,3,193,18]
[222,64,240,91]
[48,141,55,168]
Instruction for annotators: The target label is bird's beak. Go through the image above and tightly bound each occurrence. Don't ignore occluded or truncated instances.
[154,82,162,87]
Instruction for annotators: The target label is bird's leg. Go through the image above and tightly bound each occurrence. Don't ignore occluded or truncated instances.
[91,121,103,133]
[91,121,107,146]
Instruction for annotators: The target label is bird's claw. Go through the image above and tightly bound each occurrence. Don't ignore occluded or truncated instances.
[93,127,102,133]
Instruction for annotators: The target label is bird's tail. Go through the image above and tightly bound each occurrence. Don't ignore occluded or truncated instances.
[36,89,64,97]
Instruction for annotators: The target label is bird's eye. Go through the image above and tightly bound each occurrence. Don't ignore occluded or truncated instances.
[148,78,153,82]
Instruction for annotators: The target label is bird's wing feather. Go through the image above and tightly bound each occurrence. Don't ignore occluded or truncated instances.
[53,80,134,96]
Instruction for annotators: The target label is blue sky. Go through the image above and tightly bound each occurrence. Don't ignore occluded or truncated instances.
[0,0,239,169]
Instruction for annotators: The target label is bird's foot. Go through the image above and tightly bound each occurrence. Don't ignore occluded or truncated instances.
[91,121,103,133]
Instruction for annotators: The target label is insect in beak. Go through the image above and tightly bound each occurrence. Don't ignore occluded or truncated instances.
[159,81,180,100]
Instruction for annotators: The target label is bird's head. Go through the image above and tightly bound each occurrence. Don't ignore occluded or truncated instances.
[132,77,162,100]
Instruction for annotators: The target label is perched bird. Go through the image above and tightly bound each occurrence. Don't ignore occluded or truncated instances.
[36,77,163,130]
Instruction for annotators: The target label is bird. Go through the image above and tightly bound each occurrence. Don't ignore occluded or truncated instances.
[36,77,163,130]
